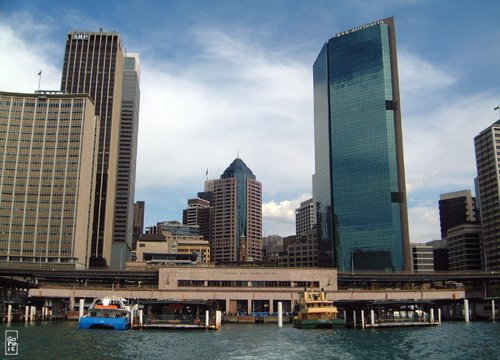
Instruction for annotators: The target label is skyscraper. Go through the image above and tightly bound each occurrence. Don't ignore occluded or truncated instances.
[212,158,262,262]
[474,120,500,271]
[60,31,138,268]
[111,53,141,269]
[0,91,98,269]
[312,17,411,271]
[438,190,478,239]
[295,198,316,237]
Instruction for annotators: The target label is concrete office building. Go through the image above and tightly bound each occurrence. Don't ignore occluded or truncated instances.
[312,17,410,271]
[439,190,478,240]
[111,53,141,269]
[446,224,482,271]
[474,120,500,271]
[410,243,434,272]
[183,198,212,244]
[212,158,262,263]
[295,198,316,237]
[60,31,139,268]
[0,91,98,269]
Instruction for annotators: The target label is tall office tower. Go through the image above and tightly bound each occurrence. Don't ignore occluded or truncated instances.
[111,53,141,269]
[0,91,98,269]
[312,17,411,271]
[438,190,478,240]
[132,201,145,249]
[61,31,127,267]
[183,198,212,245]
[212,158,262,262]
[474,120,500,271]
[410,243,434,272]
[295,198,316,237]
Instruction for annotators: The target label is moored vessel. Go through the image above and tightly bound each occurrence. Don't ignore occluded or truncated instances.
[79,296,131,330]
[293,289,344,329]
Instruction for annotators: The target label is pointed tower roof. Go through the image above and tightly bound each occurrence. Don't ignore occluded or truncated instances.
[221,157,256,180]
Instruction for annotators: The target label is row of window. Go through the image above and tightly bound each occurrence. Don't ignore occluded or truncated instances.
[177,280,320,288]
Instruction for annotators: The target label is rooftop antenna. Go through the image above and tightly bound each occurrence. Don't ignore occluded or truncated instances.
[237,149,240,159]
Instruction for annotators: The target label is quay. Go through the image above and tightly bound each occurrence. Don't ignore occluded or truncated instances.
[1,266,499,325]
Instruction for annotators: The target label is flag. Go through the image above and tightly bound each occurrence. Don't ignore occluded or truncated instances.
[37,70,42,76]
[206,168,208,176]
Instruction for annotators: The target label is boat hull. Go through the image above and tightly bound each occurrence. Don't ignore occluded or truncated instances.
[293,318,345,329]
[79,317,129,330]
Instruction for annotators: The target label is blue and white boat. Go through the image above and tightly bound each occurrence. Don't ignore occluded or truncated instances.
[79,296,131,330]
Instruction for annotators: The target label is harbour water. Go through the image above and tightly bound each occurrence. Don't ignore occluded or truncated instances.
[1,321,499,359]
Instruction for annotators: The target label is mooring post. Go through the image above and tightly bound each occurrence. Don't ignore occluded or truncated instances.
[344,310,347,325]
[215,310,222,330]
[139,309,143,326]
[492,300,495,322]
[361,310,365,329]
[278,302,283,328]
[25,305,29,323]
[79,299,84,321]
[370,309,375,326]
[438,308,442,324]
[7,304,12,324]
[464,299,469,323]
[430,308,434,324]
[353,310,357,329]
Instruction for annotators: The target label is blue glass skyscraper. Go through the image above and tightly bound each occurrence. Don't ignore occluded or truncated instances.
[312,17,411,271]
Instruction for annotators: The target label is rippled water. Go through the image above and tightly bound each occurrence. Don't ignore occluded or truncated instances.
[1,321,499,359]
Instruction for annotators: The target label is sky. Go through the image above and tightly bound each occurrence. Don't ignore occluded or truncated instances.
[1,0,500,242]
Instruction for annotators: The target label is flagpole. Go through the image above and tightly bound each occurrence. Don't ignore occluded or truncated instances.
[37,70,42,92]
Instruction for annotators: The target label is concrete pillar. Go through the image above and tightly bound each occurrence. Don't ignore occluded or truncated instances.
[79,299,84,320]
[41,306,46,320]
[370,309,375,326]
[464,299,469,323]
[25,306,29,323]
[30,306,36,322]
[344,310,347,325]
[353,310,357,329]
[278,302,283,328]
[438,308,442,324]
[361,310,365,329]
[247,299,252,315]
[69,297,75,311]
[491,300,495,321]
[205,310,210,327]
[7,304,12,323]
[269,300,273,314]
[430,308,434,324]
[215,310,222,330]
[139,309,143,326]
[225,299,230,314]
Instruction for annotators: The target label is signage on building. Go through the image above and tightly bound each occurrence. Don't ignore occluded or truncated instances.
[335,19,385,38]
[72,34,89,40]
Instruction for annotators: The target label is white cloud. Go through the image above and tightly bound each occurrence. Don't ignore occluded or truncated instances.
[407,203,440,243]
[262,193,312,236]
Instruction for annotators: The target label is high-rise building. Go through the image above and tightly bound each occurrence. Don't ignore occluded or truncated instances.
[212,158,262,262]
[111,53,141,269]
[446,223,482,271]
[0,91,98,269]
[439,190,478,240]
[183,198,212,244]
[474,120,500,271]
[132,201,145,249]
[295,198,316,237]
[312,17,410,271]
[60,30,138,268]
[410,243,434,272]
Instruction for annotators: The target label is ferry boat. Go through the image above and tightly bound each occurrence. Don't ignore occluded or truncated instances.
[293,289,344,329]
[79,296,131,330]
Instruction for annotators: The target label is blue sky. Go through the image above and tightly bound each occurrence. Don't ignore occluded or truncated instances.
[1,0,500,241]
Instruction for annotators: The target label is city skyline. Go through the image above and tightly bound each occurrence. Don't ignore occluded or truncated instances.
[1,1,500,242]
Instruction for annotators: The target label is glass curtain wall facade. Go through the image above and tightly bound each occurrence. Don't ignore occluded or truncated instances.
[313,17,410,271]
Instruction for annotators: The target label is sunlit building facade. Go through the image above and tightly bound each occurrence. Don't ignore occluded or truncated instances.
[0,91,98,269]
